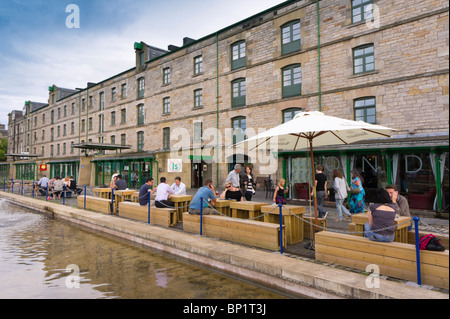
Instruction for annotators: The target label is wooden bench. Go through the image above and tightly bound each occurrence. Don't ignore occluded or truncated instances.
[183,213,286,251]
[78,195,114,215]
[118,201,177,228]
[315,231,449,289]
[303,216,327,240]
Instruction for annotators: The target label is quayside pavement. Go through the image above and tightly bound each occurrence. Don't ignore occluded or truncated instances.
[0,186,448,299]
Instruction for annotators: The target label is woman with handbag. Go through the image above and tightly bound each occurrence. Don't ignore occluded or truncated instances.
[333,170,352,221]
[349,169,365,214]
[240,165,258,201]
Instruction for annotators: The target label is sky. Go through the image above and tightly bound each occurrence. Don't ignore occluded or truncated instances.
[0,0,287,128]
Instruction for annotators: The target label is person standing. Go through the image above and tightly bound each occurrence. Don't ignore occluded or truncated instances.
[312,164,328,218]
[226,164,242,189]
[273,178,288,205]
[240,165,257,201]
[154,177,175,208]
[139,178,155,206]
[171,176,186,195]
[333,170,352,221]
[350,169,365,215]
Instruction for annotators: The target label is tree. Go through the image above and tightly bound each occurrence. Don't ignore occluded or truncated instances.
[0,138,7,162]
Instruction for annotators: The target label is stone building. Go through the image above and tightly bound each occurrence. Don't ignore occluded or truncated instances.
[5,0,449,214]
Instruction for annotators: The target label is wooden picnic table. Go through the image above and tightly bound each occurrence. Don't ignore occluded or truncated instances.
[169,195,192,222]
[214,199,236,217]
[93,188,112,199]
[351,213,411,243]
[230,201,271,221]
[261,205,305,245]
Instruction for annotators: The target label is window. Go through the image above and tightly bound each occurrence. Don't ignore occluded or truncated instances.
[99,92,105,110]
[57,126,60,137]
[163,68,171,85]
[194,56,203,75]
[232,116,246,144]
[231,78,246,108]
[194,89,203,108]
[282,108,303,123]
[111,87,117,102]
[281,20,301,55]
[111,135,116,145]
[88,117,93,131]
[137,131,144,152]
[354,97,376,124]
[63,124,67,136]
[89,96,93,108]
[81,119,86,133]
[137,78,145,98]
[111,111,116,125]
[137,104,144,125]
[352,0,373,24]
[121,84,127,98]
[282,64,302,98]
[63,143,66,155]
[163,97,171,115]
[163,127,170,150]
[70,142,74,154]
[121,134,126,146]
[82,99,86,111]
[71,103,75,115]
[42,113,46,124]
[51,145,54,157]
[64,105,67,117]
[231,41,246,70]
[193,122,202,143]
[353,44,375,74]
[98,114,104,133]
[34,116,37,127]
[71,122,75,135]
[42,130,45,141]
[121,108,126,124]
[58,108,61,119]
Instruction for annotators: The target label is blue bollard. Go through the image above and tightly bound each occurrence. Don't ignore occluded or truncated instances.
[111,188,115,215]
[414,217,422,286]
[148,190,151,224]
[84,185,87,210]
[21,180,24,196]
[32,181,35,198]
[279,204,284,254]
[46,186,49,201]
[200,197,203,236]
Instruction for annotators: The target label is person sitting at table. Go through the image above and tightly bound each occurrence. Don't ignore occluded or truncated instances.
[139,178,155,206]
[37,175,50,196]
[68,176,83,196]
[386,184,412,231]
[364,189,398,243]
[113,174,127,190]
[154,177,175,208]
[220,181,243,201]
[52,176,65,199]
[171,176,186,195]
[189,179,218,215]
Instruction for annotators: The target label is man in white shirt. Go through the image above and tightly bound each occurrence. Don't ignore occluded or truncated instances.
[226,164,242,188]
[155,177,175,208]
[37,175,50,196]
[171,176,186,195]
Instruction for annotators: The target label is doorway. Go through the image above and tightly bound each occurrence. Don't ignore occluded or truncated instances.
[191,161,212,189]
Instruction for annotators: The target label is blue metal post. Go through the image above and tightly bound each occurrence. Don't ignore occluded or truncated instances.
[148,190,151,224]
[63,185,66,205]
[200,197,203,236]
[111,188,115,215]
[414,217,422,286]
[32,181,35,198]
[11,179,14,193]
[279,204,284,254]
[84,185,87,210]
[46,186,49,201]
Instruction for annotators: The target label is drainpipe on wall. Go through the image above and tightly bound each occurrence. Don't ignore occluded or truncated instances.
[317,0,322,112]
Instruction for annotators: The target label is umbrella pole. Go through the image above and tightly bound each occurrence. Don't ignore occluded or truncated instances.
[309,139,319,231]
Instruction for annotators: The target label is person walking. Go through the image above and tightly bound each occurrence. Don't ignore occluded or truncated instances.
[312,164,328,218]
[349,169,365,215]
[332,169,352,221]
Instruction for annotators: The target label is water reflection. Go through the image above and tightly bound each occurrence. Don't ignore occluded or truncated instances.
[0,200,288,299]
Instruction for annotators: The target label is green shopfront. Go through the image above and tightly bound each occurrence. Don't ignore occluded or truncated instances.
[92,154,156,189]
[281,141,449,216]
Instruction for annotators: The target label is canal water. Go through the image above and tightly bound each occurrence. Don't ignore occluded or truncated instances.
[0,199,289,299]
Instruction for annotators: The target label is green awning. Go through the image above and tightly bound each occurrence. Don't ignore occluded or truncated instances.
[72,142,132,151]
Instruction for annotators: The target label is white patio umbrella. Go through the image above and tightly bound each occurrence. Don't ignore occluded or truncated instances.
[233,111,397,228]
